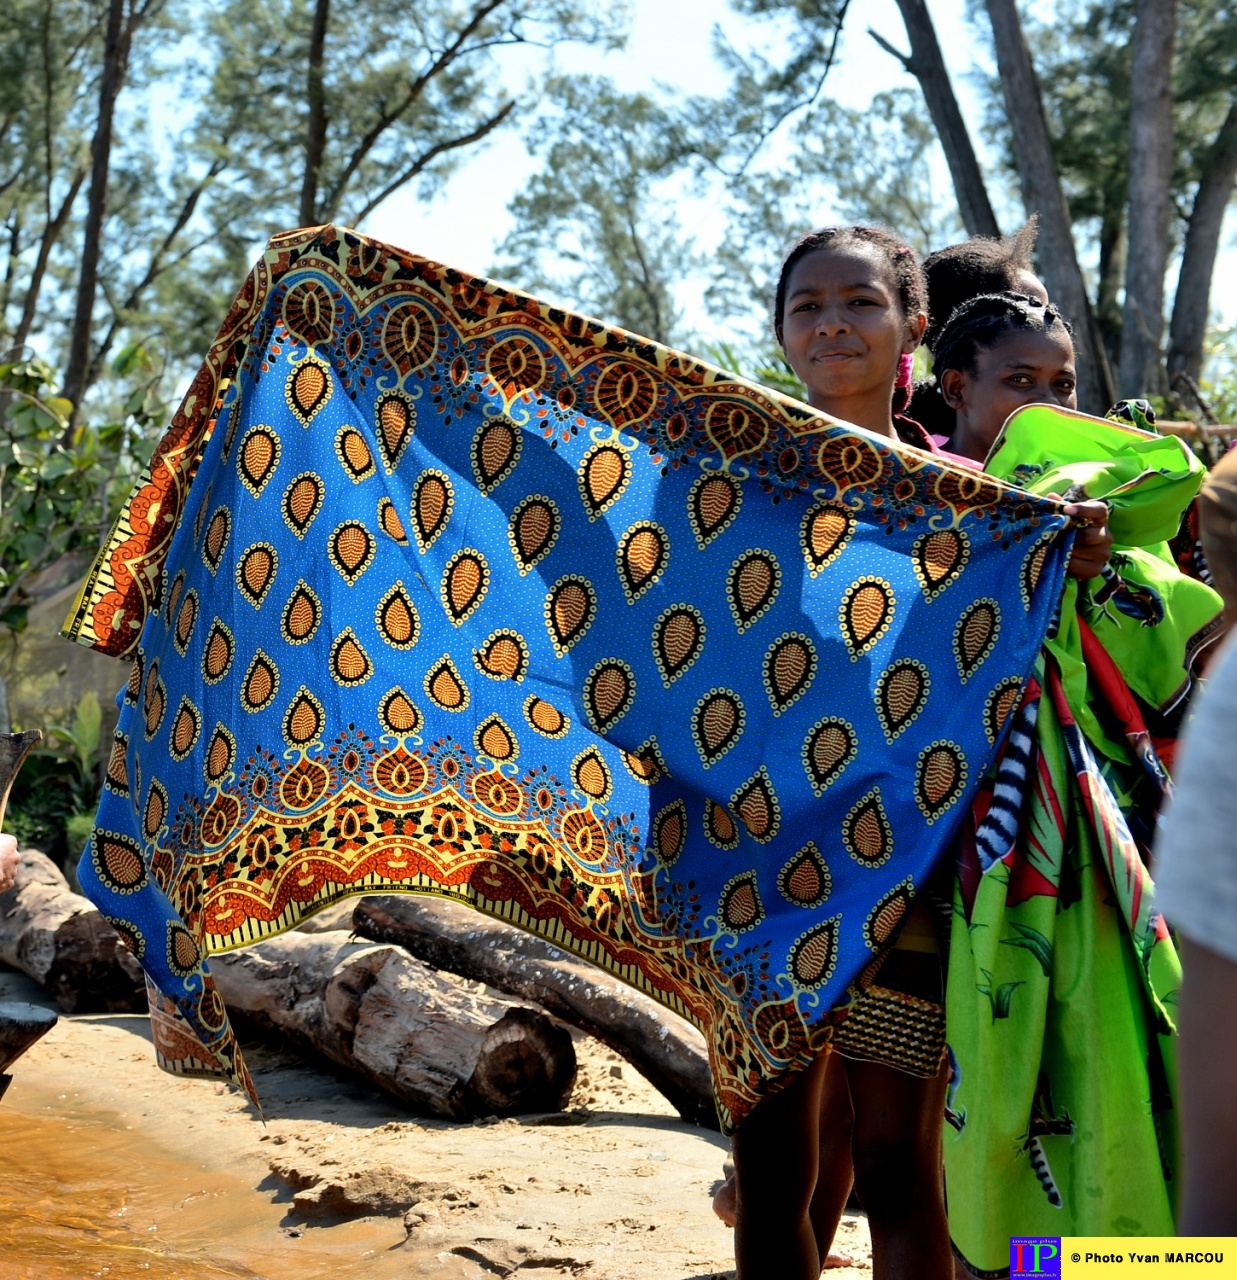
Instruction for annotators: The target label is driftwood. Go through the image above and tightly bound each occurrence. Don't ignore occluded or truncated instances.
[209,930,576,1120]
[0,849,146,1013]
[0,1000,58,1102]
[352,895,717,1128]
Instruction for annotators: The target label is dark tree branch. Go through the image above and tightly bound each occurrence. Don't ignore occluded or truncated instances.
[298,0,330,226]
[13,168,87,352]
[1168,98,1237,383]
[323,0,508,220]
[348,100,515,224]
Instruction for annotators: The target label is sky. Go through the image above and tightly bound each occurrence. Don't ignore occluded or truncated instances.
[360,0,1237,363]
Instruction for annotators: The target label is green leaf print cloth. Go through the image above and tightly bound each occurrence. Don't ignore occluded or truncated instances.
[946,405,1224,1277]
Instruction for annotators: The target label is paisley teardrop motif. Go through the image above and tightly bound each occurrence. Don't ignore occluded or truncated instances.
[328,521,374,585]
[283,687,325,746]
[800,502,853,576]
[691,689,745,767]
[236,543,277,608]
[911,528,969,601]
[545,576,595,656]
[474,714,518,762]
[375,583,420,649]
[283,473,324,538]
[280,581,321,646]
[202,507,230,573]
[105,733,129,795]
[621,738,666,786]
[1020,534,1054,609]
[777,842,832,909]
[441,549,489,624]
[572,747,612,802]
[474,630,528,681]
[616,522,668,603]
[173,590,198,655]
[378,689,422,735]
[704,799,740,850]
[238,427,280,497]
[874,659,930,742]
[335,426,376,481]
[653,799,688,866]
[788,919,839,989]
[201,619,235,684]
[954,598,1000,682]
[329,628,373,686]
[687,473,741,548]
[762,633,816,714]
[719,872,764,933]
[286,357,332,426]
[802,717,857,796]
[204,725,235,783]
[984,676,1024,745]
[164,571,185,629]
[240,650,279,712]
[839,577,894,658]
[472,416,522,495]
[412,470,454,552]
[143,780,169,841]
[652,605,705,686]
[730,766,780,843]
[864,881,914,951]
[375,391,415,470]
[842,789,893,867]
[424,655,469,711]
[523,695,569,738]
[377,497,409,544]
[168,697,201,761]
[509,495,559,573]
[579,443,629,519]
[914,741,967,822]
[583,660,635,733]
[726,551,781,632]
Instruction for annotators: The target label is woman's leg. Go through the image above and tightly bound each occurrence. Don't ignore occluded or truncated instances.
[732,1047,833,1280]
[809,1050,856,1262]
[845,1055,951,1280]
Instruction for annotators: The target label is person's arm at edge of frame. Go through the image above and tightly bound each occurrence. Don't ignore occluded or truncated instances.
[1176,933,1237,1235]
[0,831,17,895]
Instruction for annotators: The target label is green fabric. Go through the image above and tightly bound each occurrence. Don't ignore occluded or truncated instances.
[945,405,1214,1273]
[944,672,1179,1273]
[989,405,1222,756]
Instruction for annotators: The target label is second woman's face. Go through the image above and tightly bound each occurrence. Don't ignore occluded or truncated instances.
[942,328,1078,454]
[779,246,918,412]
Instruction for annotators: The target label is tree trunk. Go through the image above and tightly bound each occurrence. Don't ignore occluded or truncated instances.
[1119,0,1177,398]
[1168,99,1237,384]
[1095,196,1126,368]
[0,849,147,1013]
[298,0,331,228]
[888,0,1001,238]
[62,0,130,430]
[352,894,717,1128]
[984,0,1116,414]
[210,930,577,1119]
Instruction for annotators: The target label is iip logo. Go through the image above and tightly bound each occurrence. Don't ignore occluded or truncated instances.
[1010,1237,1062,1279]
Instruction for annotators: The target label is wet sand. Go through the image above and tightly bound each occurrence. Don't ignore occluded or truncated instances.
[0,964,873,1279]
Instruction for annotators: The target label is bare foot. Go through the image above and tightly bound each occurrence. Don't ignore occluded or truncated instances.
[710,1174,852,1269]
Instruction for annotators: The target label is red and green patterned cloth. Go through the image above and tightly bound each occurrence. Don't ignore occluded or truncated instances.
[946,405,1224,1274]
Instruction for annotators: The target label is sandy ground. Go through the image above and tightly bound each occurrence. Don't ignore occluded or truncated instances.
[0,962,873,1280]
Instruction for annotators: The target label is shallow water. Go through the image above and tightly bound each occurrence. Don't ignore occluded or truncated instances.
[0,1105,433,1280]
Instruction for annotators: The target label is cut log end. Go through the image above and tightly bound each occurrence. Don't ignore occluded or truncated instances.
[464,1006,576,1116]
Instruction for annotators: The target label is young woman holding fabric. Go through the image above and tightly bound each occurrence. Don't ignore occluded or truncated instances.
[724,235,1115,1280]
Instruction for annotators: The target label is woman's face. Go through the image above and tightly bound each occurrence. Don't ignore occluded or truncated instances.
[778,246,922,413]
[940,327,1077,455]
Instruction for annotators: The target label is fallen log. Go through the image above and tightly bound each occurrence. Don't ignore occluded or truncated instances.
[352,895,717,1128]
[0,849,146,1013]
[209,930,576,1120]
[0,1000,58,1102]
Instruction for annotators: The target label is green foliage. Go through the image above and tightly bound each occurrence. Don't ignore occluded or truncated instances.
[0,352,166,632]
[699,340,807,400]
[6,691,106,869]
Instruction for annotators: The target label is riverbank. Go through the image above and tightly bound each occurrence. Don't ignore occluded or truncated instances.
[0,964,873,1279]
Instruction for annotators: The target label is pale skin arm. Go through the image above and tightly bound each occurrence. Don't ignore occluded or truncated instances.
[0,832,18,895]
[1176,934,1237,1234]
